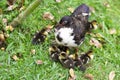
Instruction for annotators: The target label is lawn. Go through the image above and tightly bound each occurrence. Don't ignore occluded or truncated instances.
[0,0,120,80]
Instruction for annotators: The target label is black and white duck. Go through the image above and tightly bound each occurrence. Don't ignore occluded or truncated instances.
[54,4,96,50]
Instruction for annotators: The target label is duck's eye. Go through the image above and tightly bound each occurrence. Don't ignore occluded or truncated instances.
[62,21,68,25]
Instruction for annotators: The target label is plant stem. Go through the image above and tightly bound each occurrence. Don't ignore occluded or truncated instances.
[10,0,41,27]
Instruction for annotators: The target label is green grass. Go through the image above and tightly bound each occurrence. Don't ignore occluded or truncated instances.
[0,0,120,80]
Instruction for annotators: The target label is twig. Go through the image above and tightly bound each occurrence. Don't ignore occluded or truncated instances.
[10,0,42,27]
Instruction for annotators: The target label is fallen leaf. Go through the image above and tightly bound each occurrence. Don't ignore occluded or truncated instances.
[84,74,94,80]
[31,49,36,54]
[109,71,115,80]
[67,7,74,13]
[0,32,6,49]
[36,60,43,65]
[69,68,75,78]
[109,29,116,34]
[5,25,14,31]
[0,33,5,42]
[12,55,19,61]
[43,12,54,20]
[55,0,61,3]
[89,38,102,48]
[0,33,5,46]
[68,68,76,80]
[1,47,5,51]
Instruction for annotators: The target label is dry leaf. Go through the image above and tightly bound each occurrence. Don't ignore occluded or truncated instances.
[89,7,95,13]
[68,68,76,80]
[69,68,75,78]
[67,7,74,13]
[109,71,115,80]
[1,47,5,50]
[0,33,5,42]
[5,25,14,31]
[12,55,19,61]
[36,60,43,65]
[56,0,61,3]
[31,49,36,54]
[109,29,116,34]
[84,74,94,80]
[0,31,6,47]
[89,38,102,48]
[43,12,54,20]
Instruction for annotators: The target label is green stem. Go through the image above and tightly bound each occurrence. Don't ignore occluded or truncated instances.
[10,0,42,27]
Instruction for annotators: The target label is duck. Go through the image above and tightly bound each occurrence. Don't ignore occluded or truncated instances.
[54,4,96,53]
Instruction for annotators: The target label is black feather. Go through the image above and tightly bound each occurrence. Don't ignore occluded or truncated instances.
[72,4,90,20]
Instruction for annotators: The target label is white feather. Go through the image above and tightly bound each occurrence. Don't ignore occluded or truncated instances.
[82,12,90,16]
[55,28,78,47]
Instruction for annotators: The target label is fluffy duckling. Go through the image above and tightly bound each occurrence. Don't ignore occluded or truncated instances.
[32,26,52,44]
[49,44,69,62]
[80,50,94,64]
[69,53,86,72]
[49,44,61,62]
[59,52,74,69]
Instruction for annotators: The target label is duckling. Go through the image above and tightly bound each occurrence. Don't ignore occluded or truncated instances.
[69,53,86,72]
[49,44,60,62]
[80,50,94,64]
[87,20,98,30]
[59,52,74,69]
[49,43,70,62]
[57,45,70,54]
[32,26,52,44]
